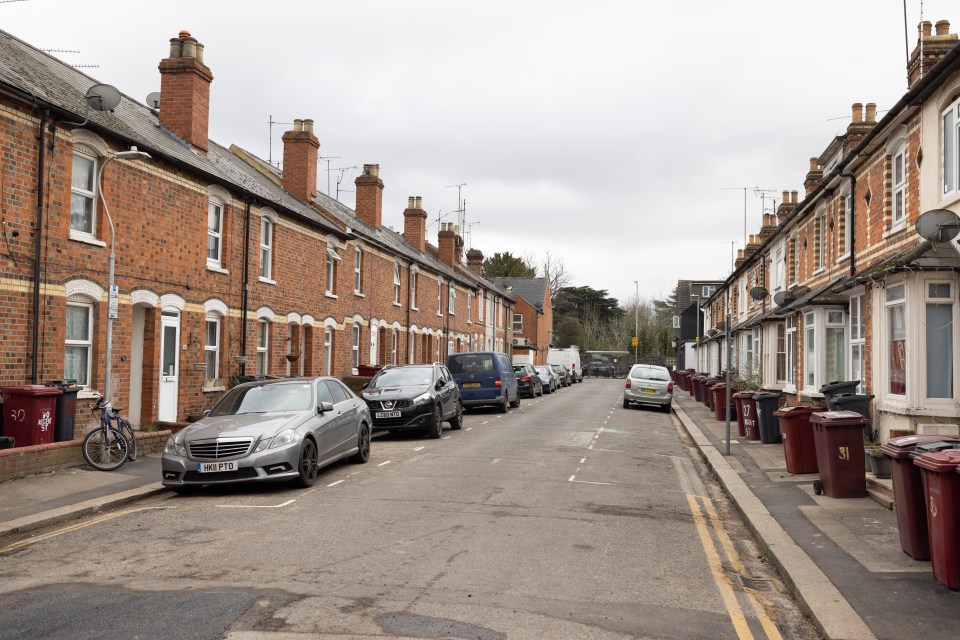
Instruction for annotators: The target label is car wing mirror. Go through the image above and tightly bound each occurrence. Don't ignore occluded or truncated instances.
[202,409,210,418]
[436,380,445,390]
[318,401,335,414]
[362,382,369,389]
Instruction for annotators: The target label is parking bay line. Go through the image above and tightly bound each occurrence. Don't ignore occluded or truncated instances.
[413,446,425,452]
[378,460,392,467]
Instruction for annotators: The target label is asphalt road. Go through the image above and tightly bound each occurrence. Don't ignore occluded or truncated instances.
[0,379,819,639]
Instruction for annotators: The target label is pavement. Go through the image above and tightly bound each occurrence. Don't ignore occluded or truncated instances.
[1,393,959,639]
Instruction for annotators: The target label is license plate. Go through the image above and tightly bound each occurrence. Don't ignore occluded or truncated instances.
[642,388,656,394]
[197,461,237,473]
[376,411,401,419]
[463,382,481,388]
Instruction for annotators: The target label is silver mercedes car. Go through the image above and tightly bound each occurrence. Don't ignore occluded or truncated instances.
[162,377,371,493]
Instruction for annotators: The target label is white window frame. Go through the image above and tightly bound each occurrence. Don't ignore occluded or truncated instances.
[815,207,826,271]
[804,311,816,390]
[448,285,456,315]
[467,291,473,324]
[259,217,274,282]
[785,315,796,390]
[393,262,401,305]
[326,244,341,297]
[410,270,419,310]
[891,142,907,229]
[824,309,846,385]
[437,278,443,316]
[352,324,361,371]
[354,246,363,294]
[944,97,960,197]
[256,319,269,375]
[513,313,523,333]
[70,152,98,239]
[323,326,333,375]
[204,315,221,387]
[65,301,94,387]
[925,281,955,401]
[849,293,865,393]
[370,324,378,365]
[207,200,224,268]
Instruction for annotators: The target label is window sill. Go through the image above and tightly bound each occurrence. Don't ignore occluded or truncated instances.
[258,276,276,286]
[411,306,419,312]
[836,253,850,263]
[812,267,825,276]
[781,384,797,395]
[354,291,365,298]
[325,292,338,300]
[393,302,402,307]
[69,231,106,247]
[202,386,225,393]
[206,264,229,275]
[883,223,907,239]
[78,388,99,400]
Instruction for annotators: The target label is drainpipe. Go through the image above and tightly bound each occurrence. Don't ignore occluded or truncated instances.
[444,281,450,362]
[30,111,50,384]
[840,171,856,276]
[239,195,252,375]
[405,264,413,363]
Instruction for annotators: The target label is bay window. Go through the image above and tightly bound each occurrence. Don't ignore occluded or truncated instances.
[942,97,959,196]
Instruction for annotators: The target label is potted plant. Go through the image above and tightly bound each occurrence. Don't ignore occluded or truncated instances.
[864,443,891,479]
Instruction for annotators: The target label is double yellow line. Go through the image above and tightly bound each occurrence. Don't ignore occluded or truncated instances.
[1,508,137,555]
[674,457,783,640]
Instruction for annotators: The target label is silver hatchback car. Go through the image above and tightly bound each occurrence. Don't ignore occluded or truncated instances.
[162,377,371,493]
[623,364,673,412]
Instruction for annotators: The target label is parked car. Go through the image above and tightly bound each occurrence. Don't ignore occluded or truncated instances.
[447,351,520,412]
[360,363,462,438]
[534,365,558,393]
[161,377,371,493]
[551,364,571,387]
[623,364,673,412]
[513,363,543,398]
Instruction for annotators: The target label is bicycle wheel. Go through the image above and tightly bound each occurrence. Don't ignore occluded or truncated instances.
[82,427,129,471]
[118,418,138,461]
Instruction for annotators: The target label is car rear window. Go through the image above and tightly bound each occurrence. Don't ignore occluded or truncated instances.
[630,367,669,382]
[448,354,495,375]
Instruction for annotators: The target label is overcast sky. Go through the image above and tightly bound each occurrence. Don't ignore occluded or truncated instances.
[4,1,956,305]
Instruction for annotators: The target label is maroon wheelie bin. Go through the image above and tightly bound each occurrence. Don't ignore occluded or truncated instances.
[0,384,62,447]
[810,410,868,498]
[691,375,706,402]
[740,393,760,441]
[711,383,730,422]
[913,450,960,588]
[881,435,960,560]
[732,391,754,437]
[703,378,720,409]
[774,405,824,474]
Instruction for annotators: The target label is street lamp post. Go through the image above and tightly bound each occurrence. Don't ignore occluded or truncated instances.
[634,280,639,364]
[98,147,152,403]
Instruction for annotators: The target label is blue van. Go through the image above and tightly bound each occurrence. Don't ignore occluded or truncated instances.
[446,352,519,412]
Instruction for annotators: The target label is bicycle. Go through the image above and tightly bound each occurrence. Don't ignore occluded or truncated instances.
[81,396,138,471]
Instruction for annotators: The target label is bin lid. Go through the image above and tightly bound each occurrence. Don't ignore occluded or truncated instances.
[819,380,861,393]
[879,434,960,459]
[831,393,876,402]
[907,441,960,460]
[0,384,63,397]
[809,410,869,426]
[753,392,780,400]
[733,391,756,399]
[913,449,960,473]
[773,405,824,417]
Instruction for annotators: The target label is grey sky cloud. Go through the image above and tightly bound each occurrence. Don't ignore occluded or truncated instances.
[3,0,954,304]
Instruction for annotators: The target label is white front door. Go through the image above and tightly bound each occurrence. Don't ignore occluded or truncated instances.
[128,306,146,427]
[158,310,180,422]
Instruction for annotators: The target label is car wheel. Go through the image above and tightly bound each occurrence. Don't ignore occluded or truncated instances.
[498,393,509,413]
[350,423,371,463]
[295,438,319,488]
[537,384,543,397]
[623,398,629,409]
[662,403,672,413]
[510,391,521,408]
[449,402,464,430]
[427,405,443,439]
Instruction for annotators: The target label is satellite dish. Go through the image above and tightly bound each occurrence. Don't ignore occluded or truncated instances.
[749,286,769,301]
[790,285,810,298]
[915,208,960,243]
[773,291,795,306]
[145,92,161,110]
[85,84,121,112]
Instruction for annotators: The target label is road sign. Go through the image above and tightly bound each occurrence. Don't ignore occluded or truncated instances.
[108,285,119,319]
[631,336,638,347]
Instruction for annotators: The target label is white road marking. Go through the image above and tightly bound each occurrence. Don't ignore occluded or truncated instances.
[571,480,613,486]
[482,421,489,425]
[591,447,626,452]
[580,457,586,464]
[568,475,576,481]
[443,436,451,440]
[378,460,392,467]
[588,445,594,450]
[413,446,425,451]
[466,427,472,431]
[326,480,345,487]
[218,500,296,509]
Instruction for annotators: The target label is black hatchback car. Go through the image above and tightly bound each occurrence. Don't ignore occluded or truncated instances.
[512,363,543,398]
[360,364,463,438]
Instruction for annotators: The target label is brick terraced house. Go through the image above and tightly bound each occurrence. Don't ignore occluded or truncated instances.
[0,28,514,429]
[691,20,960,441]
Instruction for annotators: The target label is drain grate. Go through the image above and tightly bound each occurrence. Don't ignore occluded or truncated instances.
[734,574,776,592]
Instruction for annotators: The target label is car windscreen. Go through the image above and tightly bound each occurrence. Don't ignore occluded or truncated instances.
[448,354,495,375]
[211,382,313,416]
[370,367,433,387]
[534,366,551,374]
[630,367,669,382]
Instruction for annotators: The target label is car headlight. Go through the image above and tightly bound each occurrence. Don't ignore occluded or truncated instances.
[412,391,432,406]
[164,435,186,457]
[254,429,299,452]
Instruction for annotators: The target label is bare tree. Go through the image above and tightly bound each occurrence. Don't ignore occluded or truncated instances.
[540,250,572,301]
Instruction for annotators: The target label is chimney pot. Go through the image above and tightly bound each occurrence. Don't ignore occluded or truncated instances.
[363,163,379,177]
[303,119,314,135]
[851,103,863,123]
[936,20,950,36]
[782,190,789,203]
[293,118,303,132]
[179,29,191,38]
[809,157,818,171]
[407,196,415,208]
[168,37,183,58]
[791,191,798,203]
[414,196,422,209]
[922,21,933,37]
[181,36,198,59]
[865,103,877,124]
[195,42,204,65]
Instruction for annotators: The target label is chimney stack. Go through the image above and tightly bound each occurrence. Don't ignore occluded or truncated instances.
[438,222,459,267]
[908,19,958,87]
[466,248,484,276]
[354,164,384,228]
[804,157,823,195]
[845,102,875,153]
[281,119,320,202]
[158,30,213,152]
[777,190,798,225]
[403,196,428,252]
